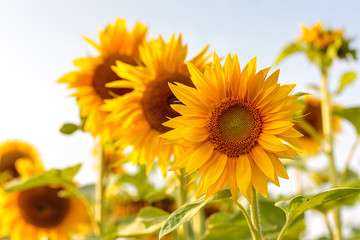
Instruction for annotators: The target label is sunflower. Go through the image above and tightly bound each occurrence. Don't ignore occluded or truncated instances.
[0,185,91,240]
[294,96,341,155]
[0,140,43,183]
[161,53,303,202]
[298,22,343,49]
[102,34,210,176]
[58,19,148,142]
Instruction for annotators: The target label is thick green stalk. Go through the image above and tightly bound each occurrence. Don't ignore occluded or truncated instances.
[320,69,342,240]
[250,188,262,240]
[95,146,105,236]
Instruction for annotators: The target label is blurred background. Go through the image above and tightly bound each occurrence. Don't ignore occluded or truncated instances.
[1,1,360,238]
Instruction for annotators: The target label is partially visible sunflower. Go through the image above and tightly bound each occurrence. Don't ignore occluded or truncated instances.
[161,53,303,202]
[58,19,148,142]
[0,185,91,240]
[103,34,210,176]
[298,22,343,50]
[294,96,341,155]
[0,140,43,183]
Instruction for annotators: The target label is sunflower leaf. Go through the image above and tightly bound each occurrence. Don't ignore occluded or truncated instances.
[275,42,303,65]
[159,189,231,239]
[333,106,360,135]
[336,71,357,94]
[107,207,169,239]
[4,164,82,191]
[275,187,360,223]
[60,123,79,135]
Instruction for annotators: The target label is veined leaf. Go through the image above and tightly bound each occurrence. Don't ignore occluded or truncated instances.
[107,207,169,238]
[159,189,231,239]
[60,123,79,135]
[336,71,357,94]
[4,164,81,191]
[275,187,360,223]
[275,42,303,65]
[204,197,305,240]
[204,211,251,240]
[333,107,360,135]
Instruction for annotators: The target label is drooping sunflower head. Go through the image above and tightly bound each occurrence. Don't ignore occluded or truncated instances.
[294,96,341,155]
[0,140,43,183]
[102,34,210,176]
[298,22,343,49]
[0,186,91,240]
[161,53,303,202]
[58,19,148,141]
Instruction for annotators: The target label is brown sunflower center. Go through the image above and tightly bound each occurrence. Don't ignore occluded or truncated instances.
[207,99,263,158]
[141,73,193,133]
[92,53,138,99]
[18,186,70,228]
[0,152,29,178]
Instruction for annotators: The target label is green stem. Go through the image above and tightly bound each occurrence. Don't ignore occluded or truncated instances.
[320,69,342,240]
[342,135,360,182]
[65,183,97,232]
[95,145,105,236]
[277,219,291,240]
[250,188,262,240]
[176,169,188,240]
[231,199,257,239]
[323,213,334,240]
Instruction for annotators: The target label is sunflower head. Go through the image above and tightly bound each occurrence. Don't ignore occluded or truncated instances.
[294,96,341,155]
[0,185,91,240]
[102,34,210,176]
[298,22,343,49]
[0,140,43,183]
[58,19,148,141]
[162,53,303,202]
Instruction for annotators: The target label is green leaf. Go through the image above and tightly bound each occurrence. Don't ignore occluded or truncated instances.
[275,187,360,223]
[336,71,357,94]
[159,189,231,239]
[204,197,305,240]
[138,207,170,228]
[275,42,303,64]
[60,123,79,135]
[204,211,251,240]
[108,207,169,238]
[333,107,360,135]
[4,164,81,191]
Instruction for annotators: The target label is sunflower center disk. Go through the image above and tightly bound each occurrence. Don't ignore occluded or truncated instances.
[0,152,28,178]
[141,73,193,133]
[208,100,263,158]
[18,186,70,228]
[92,53,138,99]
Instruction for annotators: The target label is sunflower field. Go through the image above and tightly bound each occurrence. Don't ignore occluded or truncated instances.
[1,1,360,240]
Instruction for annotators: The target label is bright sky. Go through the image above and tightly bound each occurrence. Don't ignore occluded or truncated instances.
[1,0,360,237]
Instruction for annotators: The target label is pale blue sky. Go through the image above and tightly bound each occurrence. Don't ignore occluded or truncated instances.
[1,1,360,237]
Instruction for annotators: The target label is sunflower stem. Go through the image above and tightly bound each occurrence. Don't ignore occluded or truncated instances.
[342,135,360,182]
[95,144,105,236]
[65,183,97,232]
[323,213,334,240]
[250,188,263,240]
[277,219,291,240]
[320,69,342,240]
[231,200,257,239]
[176,169,188,240]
